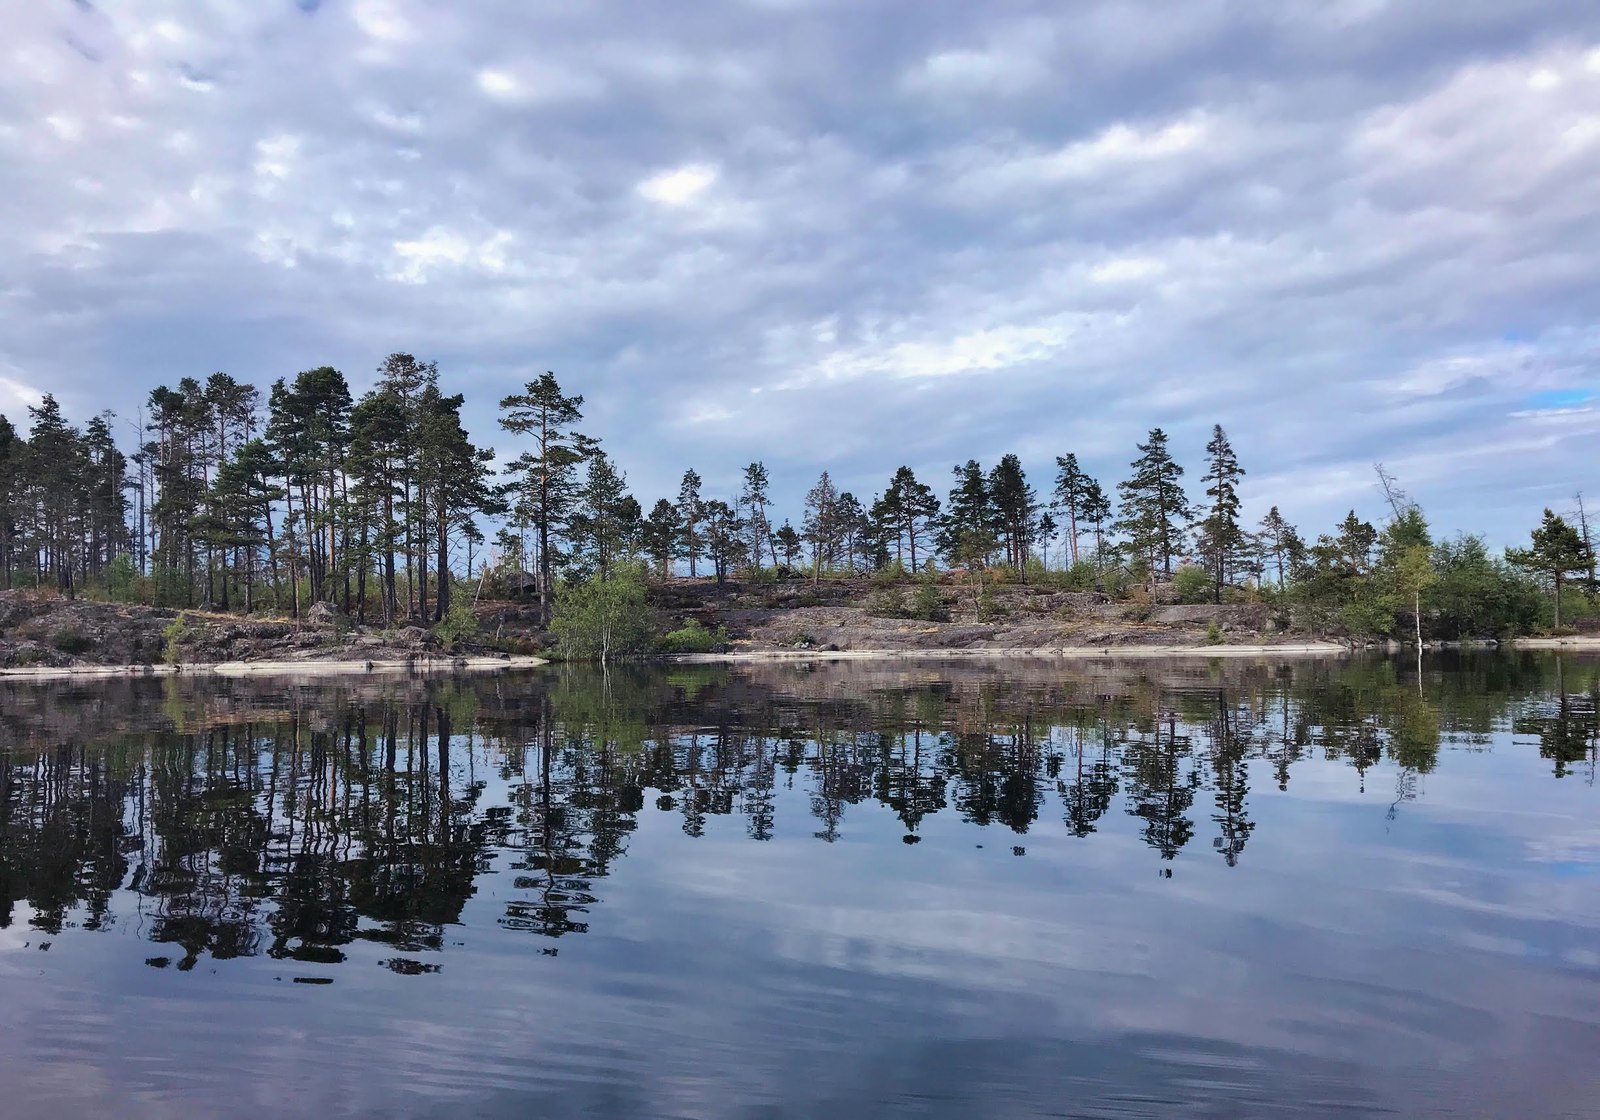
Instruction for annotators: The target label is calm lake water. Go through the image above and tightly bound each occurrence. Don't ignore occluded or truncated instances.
[1,654,1598,1119]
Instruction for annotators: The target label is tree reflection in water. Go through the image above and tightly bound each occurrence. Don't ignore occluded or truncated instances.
[0,652,1595,970]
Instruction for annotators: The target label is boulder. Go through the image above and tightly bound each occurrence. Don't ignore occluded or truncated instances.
[307,601,344,626]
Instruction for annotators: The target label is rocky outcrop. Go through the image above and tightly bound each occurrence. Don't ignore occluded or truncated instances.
[0,592,483,669]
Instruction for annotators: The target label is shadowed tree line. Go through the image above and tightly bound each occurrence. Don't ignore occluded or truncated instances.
[2,367,1595,642]
[1,655,1595,966]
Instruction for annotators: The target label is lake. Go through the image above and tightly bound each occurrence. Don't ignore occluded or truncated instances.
[1,654,1597,1119]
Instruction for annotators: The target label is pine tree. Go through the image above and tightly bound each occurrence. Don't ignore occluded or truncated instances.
[881,466,940,572]
[1035,512,1058,569]
[266,368,352,608]
[676,469,705,578]
[739,462,774,570]
[1115,428,1194,578]
[0,414,17,589]
[988,454,1037,575]
[802,471,840,583]
[24,395,87,593]
[938,460,998,567]
[570,450,634,580]
[641,498,682,578]
[774,520,802,570]
[499,372,591,625]
[375,353,439,615]
[214,439,284,614]
[703,499,747,586]
[1196,424,1246,603]
[349,388,411,622]
[147,380,209,604]
[1052,453,1095,566]
[416,385,493,621]
[1509,509,1592,630]
[835,492,866,574]
[1257,506,1303,588]
[1080,480,1111,569]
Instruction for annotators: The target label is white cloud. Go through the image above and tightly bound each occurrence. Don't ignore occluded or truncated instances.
[0,0,1596,542]
[0,372,45,419]
[903,23,1057,98]
[390,227,515,284]
[637,163,719,206]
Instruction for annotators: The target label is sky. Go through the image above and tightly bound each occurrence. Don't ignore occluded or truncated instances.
[2,0,1599,550]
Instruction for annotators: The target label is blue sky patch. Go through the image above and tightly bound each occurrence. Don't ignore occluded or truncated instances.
[1523,389,1594,410]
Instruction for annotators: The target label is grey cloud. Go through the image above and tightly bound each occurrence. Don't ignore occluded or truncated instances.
[1,0,1598,544]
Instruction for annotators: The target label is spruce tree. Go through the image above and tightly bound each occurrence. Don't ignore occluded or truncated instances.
[1197,424,1246,603]
[1115,428,1194,578]
[570,450,633,580]
[774,520,802,570]
[938,459,998,567]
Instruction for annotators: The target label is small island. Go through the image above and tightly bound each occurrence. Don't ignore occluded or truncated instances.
[2,368,1594,674]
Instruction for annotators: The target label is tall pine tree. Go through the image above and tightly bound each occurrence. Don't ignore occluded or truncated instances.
[1115,428,1194,578]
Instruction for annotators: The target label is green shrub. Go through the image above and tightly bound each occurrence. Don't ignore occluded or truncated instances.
[1204,620,1225,645]
[1172,565,1213,604]
[659,618,729,654]
[872,564,907,588]
[867,589,908,618]
[548,568,656,663]
[101,554,141,603]
[910,579,948,622]
[1063,560,1099,592]
[743,565,778,587]
[432,602,480,647]
[162,613,195,664]
[976,585,1007,621]
[51,625,93,655]
[1098,569,1123,600]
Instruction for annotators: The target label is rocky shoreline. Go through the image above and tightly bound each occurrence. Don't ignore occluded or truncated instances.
[4,584,1593,681]
[0,591,535,676]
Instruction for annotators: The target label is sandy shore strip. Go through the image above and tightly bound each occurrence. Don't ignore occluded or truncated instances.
[1506,636,1600,650]
[0,655,548,683]
[670,642,1352,664]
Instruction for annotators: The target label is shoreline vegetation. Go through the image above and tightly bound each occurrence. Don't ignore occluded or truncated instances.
[2,363,1597,670]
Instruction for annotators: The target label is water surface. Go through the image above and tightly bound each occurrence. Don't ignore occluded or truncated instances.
[2,654,1598,1118]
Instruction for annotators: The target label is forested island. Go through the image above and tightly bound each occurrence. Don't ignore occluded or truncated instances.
[0,357,1595,669]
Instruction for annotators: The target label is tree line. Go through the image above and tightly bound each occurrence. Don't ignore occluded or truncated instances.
[0,363,1594,639]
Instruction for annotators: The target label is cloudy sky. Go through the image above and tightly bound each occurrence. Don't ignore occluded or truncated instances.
[3,0,1598,547]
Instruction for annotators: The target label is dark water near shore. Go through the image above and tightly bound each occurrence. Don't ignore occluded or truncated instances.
[1,654,1598,1119]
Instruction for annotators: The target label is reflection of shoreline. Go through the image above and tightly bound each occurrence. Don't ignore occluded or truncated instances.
[1,655,1594,974]
[670,643,1351,663]
[0,654,548,683]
